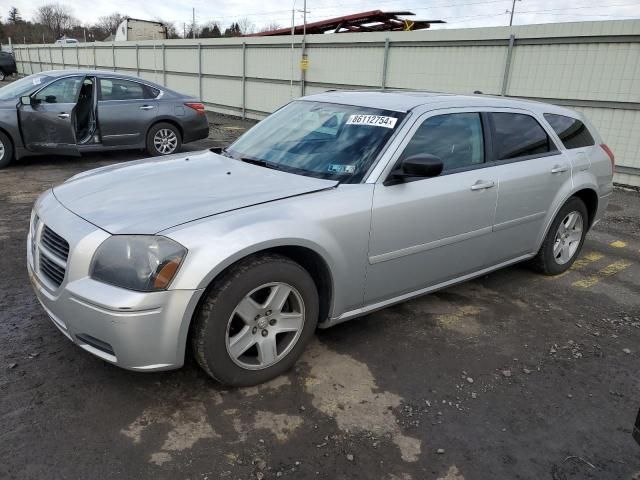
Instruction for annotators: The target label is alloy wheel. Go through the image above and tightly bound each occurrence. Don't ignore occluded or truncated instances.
[553,211,583,265]
[153,128,178,154]
[225,282,305,370]
[0,139,4,161]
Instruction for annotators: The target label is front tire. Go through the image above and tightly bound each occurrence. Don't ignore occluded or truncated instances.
[146,122,181,156]
[531,197,588,275]
[0,130,14,168]
[191,254,319,386]
[0,70,6,82]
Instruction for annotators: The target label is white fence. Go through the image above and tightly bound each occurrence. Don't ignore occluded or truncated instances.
[11,20,640,186]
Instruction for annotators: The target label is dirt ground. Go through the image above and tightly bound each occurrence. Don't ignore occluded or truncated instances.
[1,77,640,479]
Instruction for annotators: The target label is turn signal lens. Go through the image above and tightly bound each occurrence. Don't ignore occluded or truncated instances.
[153,258,181,289]
[185,102,206,115]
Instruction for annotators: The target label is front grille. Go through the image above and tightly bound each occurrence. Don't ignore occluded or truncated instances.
[39,254,66,287]
[35,224,70,288]
[41,226,70,261]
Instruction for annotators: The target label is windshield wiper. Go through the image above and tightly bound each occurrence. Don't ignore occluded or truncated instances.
[239,157,281,171]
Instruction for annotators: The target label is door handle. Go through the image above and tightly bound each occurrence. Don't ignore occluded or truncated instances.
[470,180,495,191]
[551,165,568,174]
[139,105,155,110]
[57,113,70,119]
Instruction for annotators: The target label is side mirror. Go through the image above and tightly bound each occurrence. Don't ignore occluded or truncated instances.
[20,96,31,106]
[387,154,444,185]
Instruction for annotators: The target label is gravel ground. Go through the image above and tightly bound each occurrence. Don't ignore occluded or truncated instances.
[1,76,640,480]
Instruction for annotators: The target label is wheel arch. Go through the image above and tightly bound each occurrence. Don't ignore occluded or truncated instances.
[185,244,335,358]
[536,186,599,254]
[147,117,184,141]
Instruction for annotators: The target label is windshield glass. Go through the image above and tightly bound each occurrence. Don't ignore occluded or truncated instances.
[227,101,405,183]
[0,74,53,100]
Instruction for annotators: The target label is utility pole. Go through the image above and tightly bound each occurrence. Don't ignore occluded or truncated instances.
[509,0,519,26]
[192,8,196,39]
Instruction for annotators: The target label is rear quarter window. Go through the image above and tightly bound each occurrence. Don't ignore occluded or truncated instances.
[544,113,595,149]
[490,112,555,160]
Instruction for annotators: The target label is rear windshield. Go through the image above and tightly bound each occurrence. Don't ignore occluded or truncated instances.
[544,113,594,149]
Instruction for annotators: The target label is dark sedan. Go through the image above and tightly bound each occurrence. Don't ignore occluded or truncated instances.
[0,70,209,168]
[0,51,17,81]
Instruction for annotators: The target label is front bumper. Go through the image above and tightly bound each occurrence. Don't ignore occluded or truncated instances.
[28,190,203,371]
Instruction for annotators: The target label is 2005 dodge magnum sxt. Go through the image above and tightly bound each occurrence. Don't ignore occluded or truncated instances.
[28,91,614,386]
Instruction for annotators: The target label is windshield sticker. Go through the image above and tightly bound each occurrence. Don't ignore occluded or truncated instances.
[32,77,42,85]
[346,114,397,129]
[328,164,356,174]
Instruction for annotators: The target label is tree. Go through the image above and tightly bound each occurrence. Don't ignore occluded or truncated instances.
[224,22,241,37]
[259,22,281,33]
[97,12,126,37]
[8,7,22,24]
[200,22,221,38]
[237,17,255,35]
[36,3,78,39]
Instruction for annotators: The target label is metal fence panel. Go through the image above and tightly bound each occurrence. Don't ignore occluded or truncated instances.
[10,19,640,185]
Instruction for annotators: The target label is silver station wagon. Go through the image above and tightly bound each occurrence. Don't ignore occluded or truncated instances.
[28,91,614,386]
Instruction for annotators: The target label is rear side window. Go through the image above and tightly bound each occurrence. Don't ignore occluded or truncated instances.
[400,113,484,172]
[490,112,554,160]
[99,78,158,100]
[544,113,594,149]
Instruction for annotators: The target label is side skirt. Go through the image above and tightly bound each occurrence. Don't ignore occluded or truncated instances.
[321,253,533,329]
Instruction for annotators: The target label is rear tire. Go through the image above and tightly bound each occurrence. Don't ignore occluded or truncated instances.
[530,197,588,275]
[0,131,14,168]
[146,122,181,156]
[191,254,319,387]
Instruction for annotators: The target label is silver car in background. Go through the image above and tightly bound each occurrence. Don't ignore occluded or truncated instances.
[0,70,209,168]
[28,91,614,386]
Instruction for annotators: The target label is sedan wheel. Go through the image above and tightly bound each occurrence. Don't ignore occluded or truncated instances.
[553,211,583,265]
[0,131,13,169]
[191,254,319,386]
[226,282,305,370]
[153,128,178,155]
[0,70,5,82]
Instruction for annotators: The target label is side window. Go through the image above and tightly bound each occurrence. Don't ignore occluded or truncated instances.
[100,78,148,100]
[33,77,83,104]
[544,113,594,149]
[399,113,484,172]
[490,113,554,160]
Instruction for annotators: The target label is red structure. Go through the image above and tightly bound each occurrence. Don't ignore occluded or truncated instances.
[247,10,445,36]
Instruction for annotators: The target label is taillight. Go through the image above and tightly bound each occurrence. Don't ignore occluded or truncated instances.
[185,102,206,116]
[600,144,615,171]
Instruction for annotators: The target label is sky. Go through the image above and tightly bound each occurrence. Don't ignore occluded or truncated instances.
[4,0,640,32]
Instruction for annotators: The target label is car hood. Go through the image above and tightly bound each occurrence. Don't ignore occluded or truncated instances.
[53,150,338,234]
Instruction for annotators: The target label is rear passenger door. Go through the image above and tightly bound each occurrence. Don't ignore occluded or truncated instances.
[484,110,569,264]
[97,77,159,146]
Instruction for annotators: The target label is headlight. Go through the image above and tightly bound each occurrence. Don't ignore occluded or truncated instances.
[90,236,187,292]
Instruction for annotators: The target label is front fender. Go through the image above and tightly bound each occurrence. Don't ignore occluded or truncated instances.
[163,185,374,319]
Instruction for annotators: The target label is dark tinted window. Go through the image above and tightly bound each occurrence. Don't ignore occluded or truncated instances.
[490,113,554,160]
[99,78,157,100]
[544,113,594,149]
[400,113,484,172]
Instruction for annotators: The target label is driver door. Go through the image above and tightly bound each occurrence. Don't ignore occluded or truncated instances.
[365,109,498,305]
[19,75,83,156]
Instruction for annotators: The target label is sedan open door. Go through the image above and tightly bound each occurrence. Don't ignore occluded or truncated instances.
[18,75,83,156]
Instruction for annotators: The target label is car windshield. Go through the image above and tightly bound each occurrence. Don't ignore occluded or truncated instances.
[226,101,405,183]
[0,74,53,100]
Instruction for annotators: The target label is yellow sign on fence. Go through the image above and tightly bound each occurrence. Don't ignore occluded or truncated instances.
[300,57,309,71]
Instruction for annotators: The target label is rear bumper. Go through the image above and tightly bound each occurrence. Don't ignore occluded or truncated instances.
[182,116,210,144]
